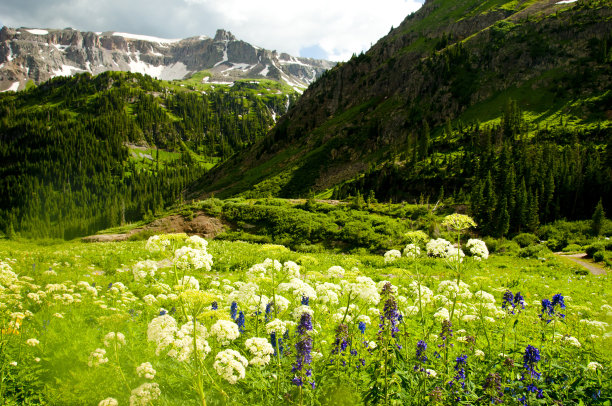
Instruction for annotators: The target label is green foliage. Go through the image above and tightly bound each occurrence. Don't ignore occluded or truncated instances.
[0,71,295,239]
[512,233,538,248]
[593,251,605,262]
[591,198,606,236]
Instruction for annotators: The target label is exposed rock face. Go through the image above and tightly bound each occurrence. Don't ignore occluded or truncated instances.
[0,27,334,92]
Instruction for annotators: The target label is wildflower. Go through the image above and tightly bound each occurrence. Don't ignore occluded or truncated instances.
[88,348,109,367]
[103,332,126,348]
[587,362,603,372]
[266,318,287,335]
[327,266,345,279]
[523,345,541,379]
[441,214,477,231]
[246,337,275,366]
[213,349,248,384]
[481,372,503,404]
[416,340,428,363]
[26,338,39,347]
[448,354,468,391]
[475,349,485,360]
[236,311,245,333]
[129,382,161,406]
[426,238,453,258]
[403,243,420,259]
[384,249,402,263]
[98,398,119,406]
[174,246,213,271]
[540,294,566,322]
[292,312,315,388]
[358,321,366,334]
[211,301,218,310]
[230,301,238,320]
[210,320,240,346]
[466,238,489,260]
[136,362,156,379]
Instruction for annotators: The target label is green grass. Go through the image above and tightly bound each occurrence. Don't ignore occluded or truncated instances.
[0,234,610,405]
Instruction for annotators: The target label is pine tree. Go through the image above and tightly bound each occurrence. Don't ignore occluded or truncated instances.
[591,198,606,236]
[418,121,430,160]
[527,190,540,232]
[495,197,510,238]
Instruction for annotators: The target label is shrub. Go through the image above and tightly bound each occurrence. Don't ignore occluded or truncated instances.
[518,244,552,258]
[482,237,499,253]
[593,251,605,262]
[586,243,605,257]
[496,240,520,255]
[562,244,582,253]
[513,233,538,248]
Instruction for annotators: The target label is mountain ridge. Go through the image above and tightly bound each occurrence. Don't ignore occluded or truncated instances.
[0,26,334,92]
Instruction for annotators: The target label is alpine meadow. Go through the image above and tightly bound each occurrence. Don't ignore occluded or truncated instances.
[0,0,611,405]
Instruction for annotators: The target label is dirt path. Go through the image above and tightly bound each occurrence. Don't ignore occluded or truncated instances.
[554,253,608,275]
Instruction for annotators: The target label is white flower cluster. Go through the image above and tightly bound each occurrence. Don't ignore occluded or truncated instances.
[210,320,240,346]
[136,362,156,379]
[0,261,18,286]
[185,235,208,250]
[132,260,157,282]
[437,280,472,300]
[26,338,39,347]
[408,281,434,305]
[316,282,341,305]
[174,246,213,271]
[103,332,126,348]
[587,361,603,372]
[145,235,171,252]
[426,239,453,258]
[98,398,118,406]
[167,322,211,362]
[327,266,345,279]
[179,275,200,291]
[147,315,211,362]
[403,244,420,259]
[283,261,301,279]
[213,349,248,384]
[446,247,465,262]
[292,305,314,320]
[346,276,380,305]
[579,319,609,333]
[245,337,274,366]
[384,249,402,264]
[466,239,489,260]
[278,278,317,301]
[434,307,450,322]
[474,290,496,304]
[129,382,161,406]
[88,348,108,367]
[266,318,287,335]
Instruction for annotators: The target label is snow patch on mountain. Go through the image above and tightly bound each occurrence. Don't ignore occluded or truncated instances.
[1,82,20,92]
[113,32,181,44]
[26,29,49,35]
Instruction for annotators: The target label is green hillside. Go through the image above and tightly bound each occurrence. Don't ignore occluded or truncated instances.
[192,0,612,236]
[0,71,298,238]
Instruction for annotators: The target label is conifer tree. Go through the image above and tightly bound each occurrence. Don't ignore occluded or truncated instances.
[591,198,606,236]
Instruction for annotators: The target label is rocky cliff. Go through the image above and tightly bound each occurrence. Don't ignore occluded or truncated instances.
[0,27,334,92]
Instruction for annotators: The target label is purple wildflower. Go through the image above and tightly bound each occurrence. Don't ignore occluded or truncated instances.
[523,345,541,379]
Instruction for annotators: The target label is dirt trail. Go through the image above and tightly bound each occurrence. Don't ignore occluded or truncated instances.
[554,253,608,275]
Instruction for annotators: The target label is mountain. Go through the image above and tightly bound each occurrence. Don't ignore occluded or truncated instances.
[0,27,334,92]
[191,0,612,235]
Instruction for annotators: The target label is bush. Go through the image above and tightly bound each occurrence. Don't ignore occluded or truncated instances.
[593,251,605,262]
[482,237,499,253]
[513,233,538,248]
[496,240,520,255]
[562,243,582,253]
[586,243,605,257]
[518,244,552,258]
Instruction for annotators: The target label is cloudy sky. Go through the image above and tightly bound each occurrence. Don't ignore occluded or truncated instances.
[0,0,423,61]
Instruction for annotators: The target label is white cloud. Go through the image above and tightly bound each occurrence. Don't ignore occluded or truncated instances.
[0,0,423,61]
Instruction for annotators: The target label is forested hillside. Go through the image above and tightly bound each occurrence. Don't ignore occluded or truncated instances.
[0,71,298,238]
[192,0,612,235]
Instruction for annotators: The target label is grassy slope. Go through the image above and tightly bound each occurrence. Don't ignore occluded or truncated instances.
[192,0,611,200]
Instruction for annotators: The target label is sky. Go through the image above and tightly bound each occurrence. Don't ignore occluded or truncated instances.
[0,0,423,61]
